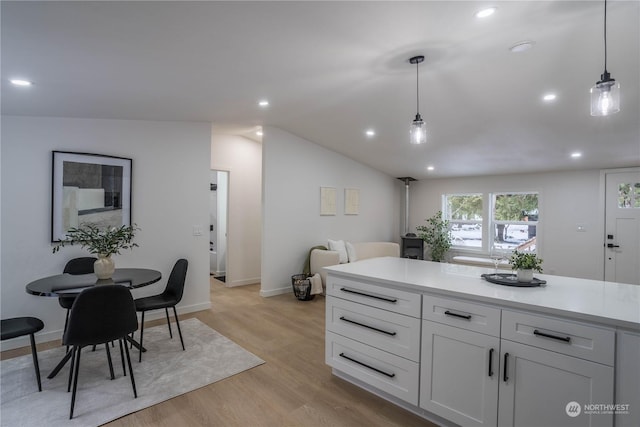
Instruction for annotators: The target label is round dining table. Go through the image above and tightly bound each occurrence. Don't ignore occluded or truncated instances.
[25,268,162,378]
[26,268,162,297]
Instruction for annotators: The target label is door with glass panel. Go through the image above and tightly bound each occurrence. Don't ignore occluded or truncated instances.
[604,170,640,285]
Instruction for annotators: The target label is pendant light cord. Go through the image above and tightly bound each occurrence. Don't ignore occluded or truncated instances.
[603,0,608,73]
[415,61,420,115]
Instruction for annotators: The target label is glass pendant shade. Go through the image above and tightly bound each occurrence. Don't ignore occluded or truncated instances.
[409,114,427,145]
[590,78,620,116]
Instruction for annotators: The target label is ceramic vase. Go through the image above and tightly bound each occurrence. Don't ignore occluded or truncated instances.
[94,254,115,279]
[517,269,534,283]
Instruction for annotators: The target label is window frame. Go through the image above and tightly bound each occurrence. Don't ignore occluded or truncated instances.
[442,191,540,255]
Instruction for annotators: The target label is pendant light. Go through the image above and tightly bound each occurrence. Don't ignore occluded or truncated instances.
[409,55,427,144]
[590,0,620,116]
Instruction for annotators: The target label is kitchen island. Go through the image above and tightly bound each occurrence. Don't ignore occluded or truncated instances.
[324,257,639,427]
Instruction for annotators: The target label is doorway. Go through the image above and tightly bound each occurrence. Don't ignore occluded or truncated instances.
[604,169,640,285]
[210,170,228,281]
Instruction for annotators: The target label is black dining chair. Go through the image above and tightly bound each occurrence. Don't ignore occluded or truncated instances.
[134,259,188,362]
[63,284,138,419]
[60,257,97,338]
[1,317,45,391]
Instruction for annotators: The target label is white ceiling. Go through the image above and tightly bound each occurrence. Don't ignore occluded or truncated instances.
[2,1,639,179]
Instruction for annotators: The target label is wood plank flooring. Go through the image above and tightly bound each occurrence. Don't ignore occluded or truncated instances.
[2,279,436,427]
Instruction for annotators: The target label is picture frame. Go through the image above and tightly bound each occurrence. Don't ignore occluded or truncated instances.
[320,187,337,216]
[52,151,132,242]
[344,188,360,215]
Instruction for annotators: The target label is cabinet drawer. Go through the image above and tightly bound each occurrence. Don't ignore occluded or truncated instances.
[501,310,615,365]
[422,294,501,337]
[326,276,421,317]
[326,331,419,406]
[326,296,421,362]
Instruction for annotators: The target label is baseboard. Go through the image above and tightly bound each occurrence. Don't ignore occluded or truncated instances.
[226,277,261,287]
[0,301,212,352]
[259,285,292,298]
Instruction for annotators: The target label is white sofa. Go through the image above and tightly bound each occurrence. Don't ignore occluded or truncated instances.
[310,242,400,289]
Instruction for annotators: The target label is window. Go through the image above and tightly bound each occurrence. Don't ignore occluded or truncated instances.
[444,194,483,248]
[443,192,539,253]
[618,183,640,208]
[492,193,538,252]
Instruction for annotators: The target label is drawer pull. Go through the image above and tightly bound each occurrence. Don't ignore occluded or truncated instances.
[339,316,397,336]
[339,352,396,378]
[503,352,509,382]
[340,287,398,303]
[533,329,571,343]
[488,348,494,377]
[444,310,472,320]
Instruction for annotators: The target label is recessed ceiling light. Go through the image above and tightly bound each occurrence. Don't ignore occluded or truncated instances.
[571,152,582,158]
[10,79,33,86]
[427,166,435,171]
[258,100,269,107]
[256,130,263,136]
[543,93,557,102]
[509,41,535,53]
[475,7,496,18]
[365,129,375,137]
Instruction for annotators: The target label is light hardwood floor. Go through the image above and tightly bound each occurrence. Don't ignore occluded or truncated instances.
[2,279,436,427]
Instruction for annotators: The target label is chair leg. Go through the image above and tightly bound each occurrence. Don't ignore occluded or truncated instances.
[67,346,76,392]
[164,307,173,338]
[119,339,127,376]
[64,309,70,351]
[123,337,137,398]
[172,306,185,351]
[69,346,82,419]
[29,333,42,392]
[138,311,145,362]
[105,343,115,380]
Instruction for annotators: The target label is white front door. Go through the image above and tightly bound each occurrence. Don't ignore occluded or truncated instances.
[604,170,640,285]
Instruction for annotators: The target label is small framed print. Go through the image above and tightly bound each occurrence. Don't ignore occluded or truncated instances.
[320,187,337,216]
[345,188,359,215]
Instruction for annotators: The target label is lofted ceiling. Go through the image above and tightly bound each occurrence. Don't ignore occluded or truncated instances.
[2,1,639,180]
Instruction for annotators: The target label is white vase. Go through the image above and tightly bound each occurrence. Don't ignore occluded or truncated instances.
[517,269,534,283]
[94,254,115,279]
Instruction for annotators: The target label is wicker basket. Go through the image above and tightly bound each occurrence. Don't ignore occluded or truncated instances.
[291,274,315,301]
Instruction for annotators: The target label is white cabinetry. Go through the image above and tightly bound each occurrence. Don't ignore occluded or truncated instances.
[420,295,501,427]
[420,297,616,427]
[325,276,421,405]
[615,330,640,427]
[499,310,615,427]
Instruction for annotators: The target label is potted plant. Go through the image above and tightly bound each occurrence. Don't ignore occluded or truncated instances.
[416,211,452,262]
[509,250,543,282]
[53,224,139,279]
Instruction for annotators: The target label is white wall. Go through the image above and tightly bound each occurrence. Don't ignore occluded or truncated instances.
[211,132,262,287]
[1,116,211,350]
[261,127,402,297]
[409,169,605,280]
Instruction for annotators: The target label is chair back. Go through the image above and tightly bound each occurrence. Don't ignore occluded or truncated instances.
[63,257,97,275]
[164,259,188,303]
[63,285,138,347]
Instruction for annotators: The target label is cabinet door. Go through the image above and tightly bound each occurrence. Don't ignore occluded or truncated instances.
[420,321,500,427]
[498,340,614,427]
[616,330,640,427]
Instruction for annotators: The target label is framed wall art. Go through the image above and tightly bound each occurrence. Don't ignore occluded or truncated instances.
[320,186,337,216]
[344,188,360,215]
[51,151,132,241]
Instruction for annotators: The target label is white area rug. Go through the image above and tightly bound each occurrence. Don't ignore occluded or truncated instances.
[1,318,264,426]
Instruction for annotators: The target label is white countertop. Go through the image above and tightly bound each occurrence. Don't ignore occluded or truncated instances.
[325,257,640,330]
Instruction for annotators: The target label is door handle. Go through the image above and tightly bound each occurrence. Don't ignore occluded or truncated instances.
[607,243,620,248]
[503,353,509,382]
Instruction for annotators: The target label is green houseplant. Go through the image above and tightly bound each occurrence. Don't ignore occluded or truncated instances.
[416,211,452,262]
[53,224,139,279]
[509,250,543,282]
